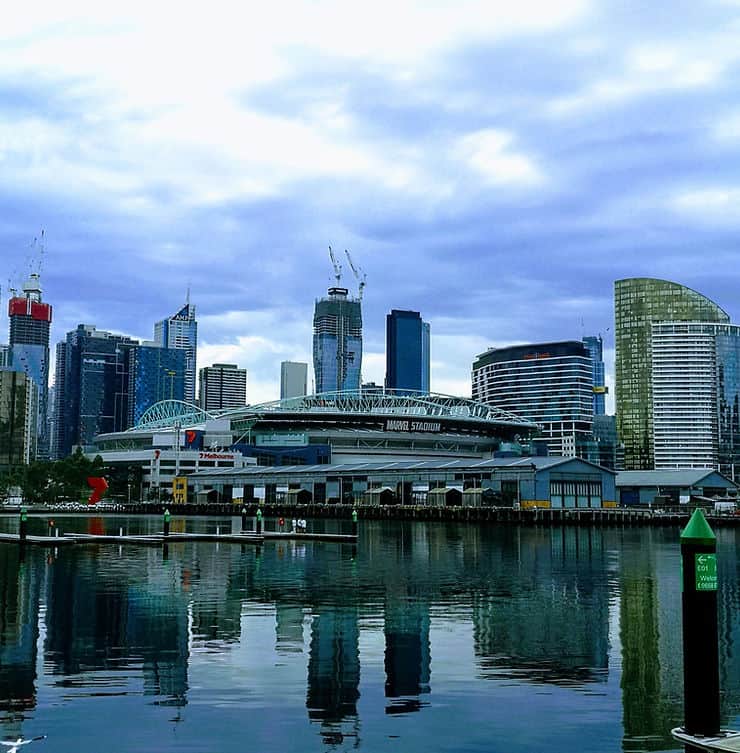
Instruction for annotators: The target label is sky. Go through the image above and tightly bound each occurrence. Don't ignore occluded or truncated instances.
[3,0,740,407]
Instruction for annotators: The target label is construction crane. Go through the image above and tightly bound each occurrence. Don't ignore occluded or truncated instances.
[344,249,366,300]
[328,245,342,285]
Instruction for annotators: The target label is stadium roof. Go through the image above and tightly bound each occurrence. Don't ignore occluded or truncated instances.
[133,390,539,431]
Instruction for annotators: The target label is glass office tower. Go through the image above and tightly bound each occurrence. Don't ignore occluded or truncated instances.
[582,335,606,415]
[128,344,186,426]
[154,302,198,404]
[385,310,430,394]
[472,341,593,457]
[614,278,729,470]
[313,287,362,394]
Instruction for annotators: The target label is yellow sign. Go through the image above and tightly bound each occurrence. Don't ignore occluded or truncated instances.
[172,477,188,504]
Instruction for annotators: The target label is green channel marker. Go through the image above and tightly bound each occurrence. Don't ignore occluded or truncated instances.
[680,507,716,546]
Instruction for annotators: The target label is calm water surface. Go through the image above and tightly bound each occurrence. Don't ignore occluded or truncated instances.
[1,516,739,753]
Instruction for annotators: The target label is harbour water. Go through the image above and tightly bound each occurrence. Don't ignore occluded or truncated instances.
[1,517,739,752]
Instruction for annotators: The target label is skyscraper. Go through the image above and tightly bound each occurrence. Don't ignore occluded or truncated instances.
[154,302,197,403]
[128,344,187,426]
[7,273,52,456]
[198,363,247,411]
[280,361,308,399]
[385,310,431,393]
[614,278,729,470]
[313,286,362,394]
[472,341,594,457]
[582,335,606,416]
[0,369,39,468]
[54,325,137,457]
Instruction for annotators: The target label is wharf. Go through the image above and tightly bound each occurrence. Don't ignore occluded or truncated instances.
[672,728,740,752]
[0,530,357,547]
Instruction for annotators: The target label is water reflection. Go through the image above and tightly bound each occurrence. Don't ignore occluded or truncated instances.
[0,520,738,753]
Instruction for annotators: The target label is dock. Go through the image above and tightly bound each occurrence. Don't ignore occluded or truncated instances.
[0,530,357,547]
[672,728,740,751]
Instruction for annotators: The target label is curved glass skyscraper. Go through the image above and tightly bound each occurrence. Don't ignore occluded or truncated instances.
[614,278,729,470]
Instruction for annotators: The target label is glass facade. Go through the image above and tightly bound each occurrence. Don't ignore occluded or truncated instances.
[582,335,606,415]
[385,310,430,393]
[472,341,593,457]
[154,303,197,403]
[0,369,38,468]
[717,331,740,480]
[55,325,138,457]
[614,278,729,470]
[128,345,186,426]
[313,288,362,394]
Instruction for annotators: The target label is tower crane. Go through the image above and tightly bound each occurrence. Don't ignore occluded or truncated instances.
[328,246,342,285]
[344,249,366,300]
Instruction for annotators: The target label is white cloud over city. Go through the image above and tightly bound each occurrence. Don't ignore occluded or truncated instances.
[3,0,740,406]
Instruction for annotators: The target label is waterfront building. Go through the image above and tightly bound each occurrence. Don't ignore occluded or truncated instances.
[0,369,39,469]
[7,274,52,456]
[616,469,736,506]
[472,341,594,457]
[313,287,362,394]
[128,344,186,426]
[650,321,740,477]
[614,278,729,470]
[199,363,247,411]
[280,361,307,400]
[154,301,197,403]
[582,335,606,415]
[385,310,431,394]
[54,325,138,457]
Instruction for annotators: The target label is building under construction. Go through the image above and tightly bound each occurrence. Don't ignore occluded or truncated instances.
[313,248,364,394]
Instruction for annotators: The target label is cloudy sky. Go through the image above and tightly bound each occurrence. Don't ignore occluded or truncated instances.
[3,0,740,406]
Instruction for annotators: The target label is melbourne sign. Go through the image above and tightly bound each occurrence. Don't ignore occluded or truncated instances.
[384,419,442,433]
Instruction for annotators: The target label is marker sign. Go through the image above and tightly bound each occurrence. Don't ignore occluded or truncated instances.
[695,553,717,591]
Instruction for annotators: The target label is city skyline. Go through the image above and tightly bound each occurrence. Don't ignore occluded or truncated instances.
[4,3,740,403]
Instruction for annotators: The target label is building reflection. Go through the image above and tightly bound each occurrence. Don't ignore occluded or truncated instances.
[306,605,360,741]
[619,532,681,752]
[0,547,42,716]
[384,593,430,713]
[472,527,609,687]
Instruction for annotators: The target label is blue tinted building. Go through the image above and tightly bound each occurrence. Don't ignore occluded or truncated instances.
[127,344,186,426]
[582,335,606,415]
[54,325,137,457]
[154,302,197,403]
[385,310,430,394]
[313,287,362,394]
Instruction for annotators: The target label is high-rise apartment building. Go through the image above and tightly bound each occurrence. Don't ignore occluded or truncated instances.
[198,363,247,411]
[0,369,39,469]
[128,344,186,426]
[8,273,52,456]
[650,321,740,478]
[385,310,431,393]
[313,287,362,394]
[280,361,308,400]
[472,341,594,457]
[54,325,138,457]
[154,301,197,403]
[582,335,606,415]
[0,345,10,368]
[614,278,729,470]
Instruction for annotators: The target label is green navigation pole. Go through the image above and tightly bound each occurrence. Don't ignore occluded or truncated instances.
[256,507,263,535]
[19,506,28,542]
[680,508,720,744]
[163,508,171,537]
